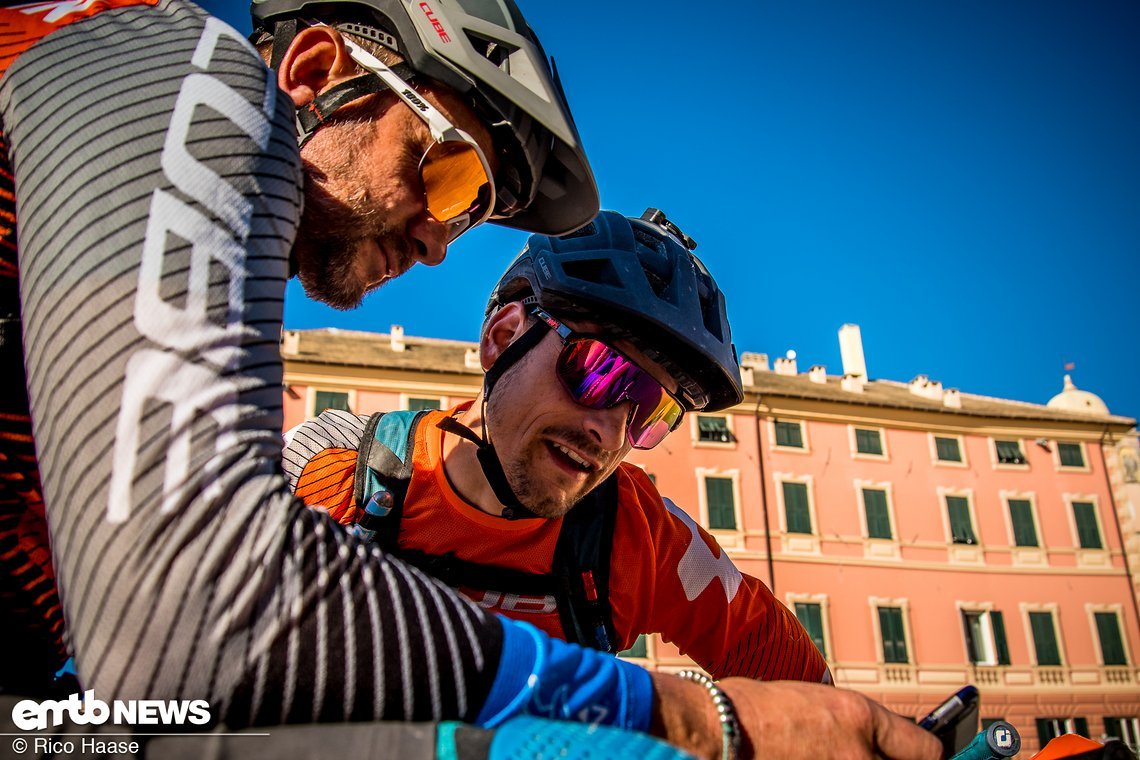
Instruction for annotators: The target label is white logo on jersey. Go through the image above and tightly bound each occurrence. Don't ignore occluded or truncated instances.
[109,19,276,523]
[17,2,102,24]
[664,498,742,603]
[469,590,557,615]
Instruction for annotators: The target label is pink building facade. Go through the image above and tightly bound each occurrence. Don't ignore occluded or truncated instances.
[282,327,1140,754]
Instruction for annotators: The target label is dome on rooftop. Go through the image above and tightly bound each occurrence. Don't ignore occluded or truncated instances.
[1047,374,1109,416]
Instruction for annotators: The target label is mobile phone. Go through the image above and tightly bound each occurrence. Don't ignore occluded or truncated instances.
[918,685,980,758]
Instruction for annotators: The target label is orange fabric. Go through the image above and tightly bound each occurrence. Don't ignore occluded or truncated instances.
[295,448,360,525]
[294,407,829,682]
[0,2,159,83]
[1030,734,1104,759]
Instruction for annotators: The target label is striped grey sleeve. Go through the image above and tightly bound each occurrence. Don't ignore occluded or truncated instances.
[282,410,371,488]
[3,0,501,726]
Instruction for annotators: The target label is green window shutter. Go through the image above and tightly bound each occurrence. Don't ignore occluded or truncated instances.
[314,390,350,414]
[991,611,1011,665]
[863,489,892,539]
[794,602,827,659]
[995,440,1026,464]
[775,421,804,448]
[1095,612,1127,665]
[855,428,883,455]
[1008,500,1038,547]
[705,477,736,530]
[878,607,908,663]
[1029,611,1061,666]
[782,481,812,534]
[1073,718,1090,738]
[1073,502,1103,549]
[406,397,441,411]
[619,634,648,659]
[947,496,977,544]
[1103,717,1122,741]
[935,436,962,462]
[698,416,732,443]
[1058,442,1085,467]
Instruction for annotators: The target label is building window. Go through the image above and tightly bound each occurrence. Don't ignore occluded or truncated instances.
[794,602,827,659]
[1058,442,1085,468]
[1029,611,1062,666]
[962,610,1011,666]
[1095,611,1128,666]
[783,481,813,534]
[1037,718,1089,745]
[619,634,648,659]
[878,606,909,663]
[775,420,804,448]
[935,436,962,462]
[1103,717,1139,750]
[1073,501,1103,549]
[995,439,1027,465]
[697,415,733,444]
[314,390,350,415]
[405,397,442,411]
[705,476,737,530]
[863,488,893,540]
[1008,499,1039,547]
[946,495,977,545]
[855,428,883,455]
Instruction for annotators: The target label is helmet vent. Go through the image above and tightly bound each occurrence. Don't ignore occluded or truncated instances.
[465,31,513,70]
[562,257,621,287]
[558,222,596,240]
[633,228,673,298]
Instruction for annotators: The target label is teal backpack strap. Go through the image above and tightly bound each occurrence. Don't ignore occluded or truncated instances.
[551,474,620,652]
[351,410,425,551]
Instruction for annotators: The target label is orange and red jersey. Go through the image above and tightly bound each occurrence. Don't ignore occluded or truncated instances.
[0,0,159,692]
[290,406,831,683]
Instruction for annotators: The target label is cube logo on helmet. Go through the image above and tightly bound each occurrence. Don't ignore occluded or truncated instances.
[418,2,451,43]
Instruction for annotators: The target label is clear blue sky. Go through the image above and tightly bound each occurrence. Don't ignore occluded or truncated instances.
[202,1,1140,420]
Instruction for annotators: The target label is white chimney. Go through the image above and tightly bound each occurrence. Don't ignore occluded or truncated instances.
[281,330,299,356]
[774,356,797,376]
[464,347,481,370]
[943,388,962,409]
[740,352,770,372]
[908,375,944,402]
[740,366,755,386]
[809,365,827,384]
[390,324,406,352]
[838,324,867,381]
[841,373,865,393]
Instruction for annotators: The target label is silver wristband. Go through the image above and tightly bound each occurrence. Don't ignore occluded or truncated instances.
[675,669,743,760]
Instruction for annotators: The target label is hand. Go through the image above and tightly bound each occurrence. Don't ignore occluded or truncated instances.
[650,674,942,760]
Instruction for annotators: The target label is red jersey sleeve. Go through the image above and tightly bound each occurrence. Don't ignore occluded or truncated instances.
[610,466,830,683]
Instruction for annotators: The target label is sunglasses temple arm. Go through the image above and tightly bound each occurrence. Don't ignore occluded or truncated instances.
[334,31,455,142]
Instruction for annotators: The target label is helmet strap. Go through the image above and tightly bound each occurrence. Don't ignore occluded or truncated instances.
[434,317,550,520]
[436,414,538,520]
[294,62,416,148]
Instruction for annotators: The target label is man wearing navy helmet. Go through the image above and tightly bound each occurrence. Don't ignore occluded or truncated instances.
[287,210,942,759]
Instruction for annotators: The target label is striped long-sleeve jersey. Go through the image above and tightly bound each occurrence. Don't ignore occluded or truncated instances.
[0,0,650,733]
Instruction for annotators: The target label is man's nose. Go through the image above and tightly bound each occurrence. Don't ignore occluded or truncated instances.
[582,402,630,451]
[406,214,449,267]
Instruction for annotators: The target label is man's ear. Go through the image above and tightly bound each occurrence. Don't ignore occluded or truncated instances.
[481,302,530,371]
[276,26,359,108]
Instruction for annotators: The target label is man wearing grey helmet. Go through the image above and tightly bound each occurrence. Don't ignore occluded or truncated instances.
[0,0,938,757]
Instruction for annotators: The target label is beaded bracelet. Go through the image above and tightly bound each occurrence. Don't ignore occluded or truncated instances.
[675,669,743,760]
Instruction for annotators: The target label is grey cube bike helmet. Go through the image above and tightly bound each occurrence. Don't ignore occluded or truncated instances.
[489,209,744,412]
[250,0,599,235]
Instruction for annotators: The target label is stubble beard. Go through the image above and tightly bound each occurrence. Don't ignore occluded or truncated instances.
[487,387,611,519]
[293,120,414,310]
